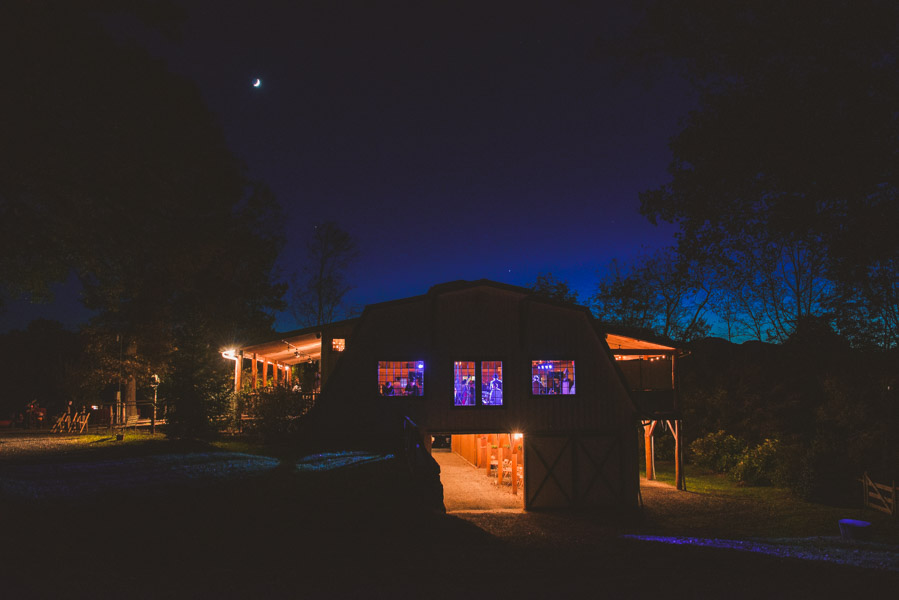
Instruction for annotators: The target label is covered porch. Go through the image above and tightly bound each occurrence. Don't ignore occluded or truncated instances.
[221,319,358,396]
[606,333,687,491]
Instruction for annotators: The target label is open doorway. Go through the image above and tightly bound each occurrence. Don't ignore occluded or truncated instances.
[431,433,524,511]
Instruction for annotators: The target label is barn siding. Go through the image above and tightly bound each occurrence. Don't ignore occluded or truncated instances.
[314,281,639,509]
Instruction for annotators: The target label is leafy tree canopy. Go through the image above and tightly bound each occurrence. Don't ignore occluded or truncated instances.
[0,2,286,432]
[530,272,579,305]
[291,222,359,327]
[628,0,899,346]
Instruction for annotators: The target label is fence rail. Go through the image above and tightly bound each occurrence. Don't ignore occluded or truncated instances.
[860,472,896,517]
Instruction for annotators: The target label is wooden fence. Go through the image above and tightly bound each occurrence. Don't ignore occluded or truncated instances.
[50,412,90,434]
[861,472,896,517]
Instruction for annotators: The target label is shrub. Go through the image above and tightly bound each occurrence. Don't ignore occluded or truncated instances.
[792,438,857,505]
[246,387,317,444]
[728,438,782,486]
[689,430,746,473]
[653,429,676,461]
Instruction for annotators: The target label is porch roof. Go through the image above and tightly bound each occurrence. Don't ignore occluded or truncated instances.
[605,333,677,353]
[239,330,323,365]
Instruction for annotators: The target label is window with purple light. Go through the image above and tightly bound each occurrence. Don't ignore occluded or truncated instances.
[377,361,424,396]
[531,360,575,395]
[453,360,503,407]
[453,361,476,406]
[481,361,503,405]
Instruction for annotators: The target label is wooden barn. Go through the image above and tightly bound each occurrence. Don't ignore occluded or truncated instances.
[224,280,682,510]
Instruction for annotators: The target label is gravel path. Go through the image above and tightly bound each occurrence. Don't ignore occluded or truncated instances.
[434,448,523,511]
[0,430,98,459]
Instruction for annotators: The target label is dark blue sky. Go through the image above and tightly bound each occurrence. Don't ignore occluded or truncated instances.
[1,1,693,332]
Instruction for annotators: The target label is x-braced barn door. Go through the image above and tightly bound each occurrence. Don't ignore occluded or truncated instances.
[525,434,623,509]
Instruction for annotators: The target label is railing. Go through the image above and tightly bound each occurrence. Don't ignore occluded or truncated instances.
[860,472,896,517]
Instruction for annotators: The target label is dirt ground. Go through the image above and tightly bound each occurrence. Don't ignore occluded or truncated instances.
[434,448,523,511]
[1,432,897,598]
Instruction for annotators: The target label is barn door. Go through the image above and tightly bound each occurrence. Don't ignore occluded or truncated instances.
[525,434,623,509]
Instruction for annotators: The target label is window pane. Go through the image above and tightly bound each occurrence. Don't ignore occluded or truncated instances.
[331,338,345,351]
[481,361,503,406]
[531,360,575,395]
[378,361,424,396]
[453,361,476,406]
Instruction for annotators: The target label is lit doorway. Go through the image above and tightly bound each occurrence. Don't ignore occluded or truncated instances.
[431,433,524,511]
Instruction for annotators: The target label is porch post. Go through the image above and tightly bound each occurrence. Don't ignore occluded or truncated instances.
[252,353,258,390]
[674,420,686,491]
[262,360,268,387]
[233,353,242,393]
[644,420,657,480]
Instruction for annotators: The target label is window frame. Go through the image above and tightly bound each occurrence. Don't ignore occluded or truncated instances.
[452,359,505,408]
[377,360,426,397]
[529,359,576,396]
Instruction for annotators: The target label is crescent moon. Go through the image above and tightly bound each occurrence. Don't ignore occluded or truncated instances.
[253,78,261,87]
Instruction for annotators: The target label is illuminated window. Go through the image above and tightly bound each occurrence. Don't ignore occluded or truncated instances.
[481,361,503,405]
[453,361,476,406]
[531,360,575,395]
[453,360,503,407]
[378,361,424,396]
[331,338,345,352]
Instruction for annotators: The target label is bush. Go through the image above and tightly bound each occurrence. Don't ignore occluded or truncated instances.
[792,438,857,505]
[652,429,676,461]
[689,430,746,473]
[246,387,317,444]
[728,438,782,486]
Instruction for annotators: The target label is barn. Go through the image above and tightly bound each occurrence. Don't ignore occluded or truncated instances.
[225,280,680,511]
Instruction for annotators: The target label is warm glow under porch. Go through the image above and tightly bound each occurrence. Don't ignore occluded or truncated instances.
[432,433,525,511]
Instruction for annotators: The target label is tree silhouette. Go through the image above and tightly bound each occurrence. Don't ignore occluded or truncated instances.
[291,222,359,327]
[1,3,285,433]
[627,0,899,347]
[530,272,579,305]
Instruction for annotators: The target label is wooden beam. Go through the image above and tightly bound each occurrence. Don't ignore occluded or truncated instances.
[644,420,657,480]
[666,419,686,491]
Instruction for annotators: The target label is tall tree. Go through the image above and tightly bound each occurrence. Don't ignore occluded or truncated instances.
[628,0,899,346]
[593,252,711,342]
[291,222,359,327]
[529,272,579,305]
[1,3,285,433]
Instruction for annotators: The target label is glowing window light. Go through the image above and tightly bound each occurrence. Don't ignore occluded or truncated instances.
[453,361,476,406]
[530,360,576,395]
[378,361,425,396]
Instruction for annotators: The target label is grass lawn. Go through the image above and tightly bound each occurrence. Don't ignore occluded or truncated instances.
[643,461,899,543]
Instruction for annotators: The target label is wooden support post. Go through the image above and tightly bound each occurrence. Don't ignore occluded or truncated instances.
[674,419,685,491]
[262,361,268,388]
[233,354,242,393]
[644,420,657,480]
[252,354,258,390]
[512,452,518,495]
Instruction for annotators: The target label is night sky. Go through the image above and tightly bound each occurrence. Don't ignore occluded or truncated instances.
[2,1,694,332]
